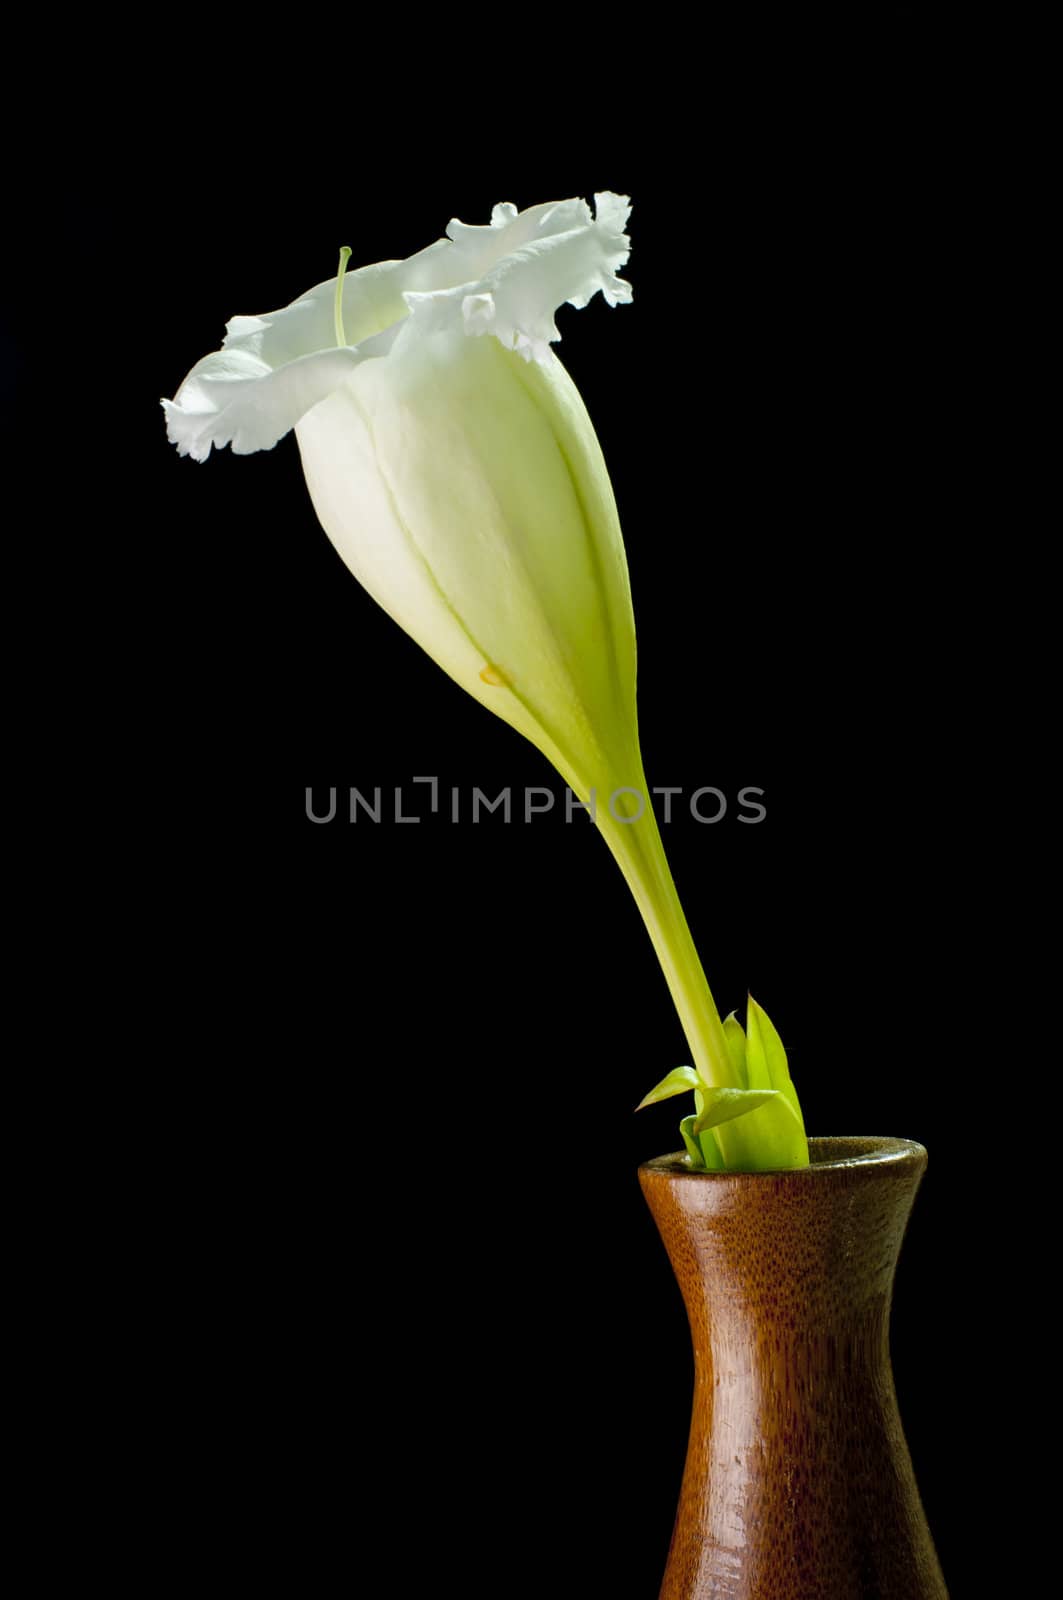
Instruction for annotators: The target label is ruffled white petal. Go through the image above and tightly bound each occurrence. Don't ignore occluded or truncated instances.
[163,345,363,460]
[162,257,423,460]
[403,192,632,361]
[163,192,632,457]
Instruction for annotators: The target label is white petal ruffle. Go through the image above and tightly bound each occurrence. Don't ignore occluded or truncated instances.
[162,193,631,459]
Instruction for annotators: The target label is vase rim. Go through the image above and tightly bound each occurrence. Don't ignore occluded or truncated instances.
[640,1135,926,1179]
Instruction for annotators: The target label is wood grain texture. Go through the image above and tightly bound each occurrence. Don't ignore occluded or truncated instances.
[639,1137,948,1600]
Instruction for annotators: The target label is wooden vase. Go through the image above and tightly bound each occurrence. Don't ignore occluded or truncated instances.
[638,1136,947,1600]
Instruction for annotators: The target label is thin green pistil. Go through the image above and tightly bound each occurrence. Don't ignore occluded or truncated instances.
[333,245,353,347]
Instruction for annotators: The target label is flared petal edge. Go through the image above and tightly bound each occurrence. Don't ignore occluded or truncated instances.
[162,193,632,458]
[403,191,633,362]
[162,343,372,461]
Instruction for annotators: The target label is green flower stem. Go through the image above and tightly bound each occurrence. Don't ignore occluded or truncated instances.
[596,765,738,1098]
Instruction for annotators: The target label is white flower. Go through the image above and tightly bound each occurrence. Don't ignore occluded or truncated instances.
[163,193,637,797]
[163,192,799,1165]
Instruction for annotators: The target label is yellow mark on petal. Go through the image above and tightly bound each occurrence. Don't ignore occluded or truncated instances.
[479,664,509,687]
[334,245,352,348]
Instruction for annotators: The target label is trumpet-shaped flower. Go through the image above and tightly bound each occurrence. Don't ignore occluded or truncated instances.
[163,193,808,1171]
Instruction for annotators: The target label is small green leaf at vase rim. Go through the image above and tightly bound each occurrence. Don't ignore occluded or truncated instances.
[691,1085,781,1134]
[635,1065,701,1110]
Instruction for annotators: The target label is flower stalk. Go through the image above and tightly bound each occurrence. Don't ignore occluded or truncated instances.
[595,773,736,1090]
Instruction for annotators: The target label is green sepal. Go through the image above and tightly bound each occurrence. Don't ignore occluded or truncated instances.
[636,1065,702,1111]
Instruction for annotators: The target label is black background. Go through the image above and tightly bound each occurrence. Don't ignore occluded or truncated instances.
[16,16,989,1595]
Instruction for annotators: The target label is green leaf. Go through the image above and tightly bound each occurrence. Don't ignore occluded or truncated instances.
[679,1115,707,1168]
[691,1086,781,1134]
[743,998,772,1091]
[636,1065,702,1111]
[746,995,801,1121]
[723,1011,748,1089]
